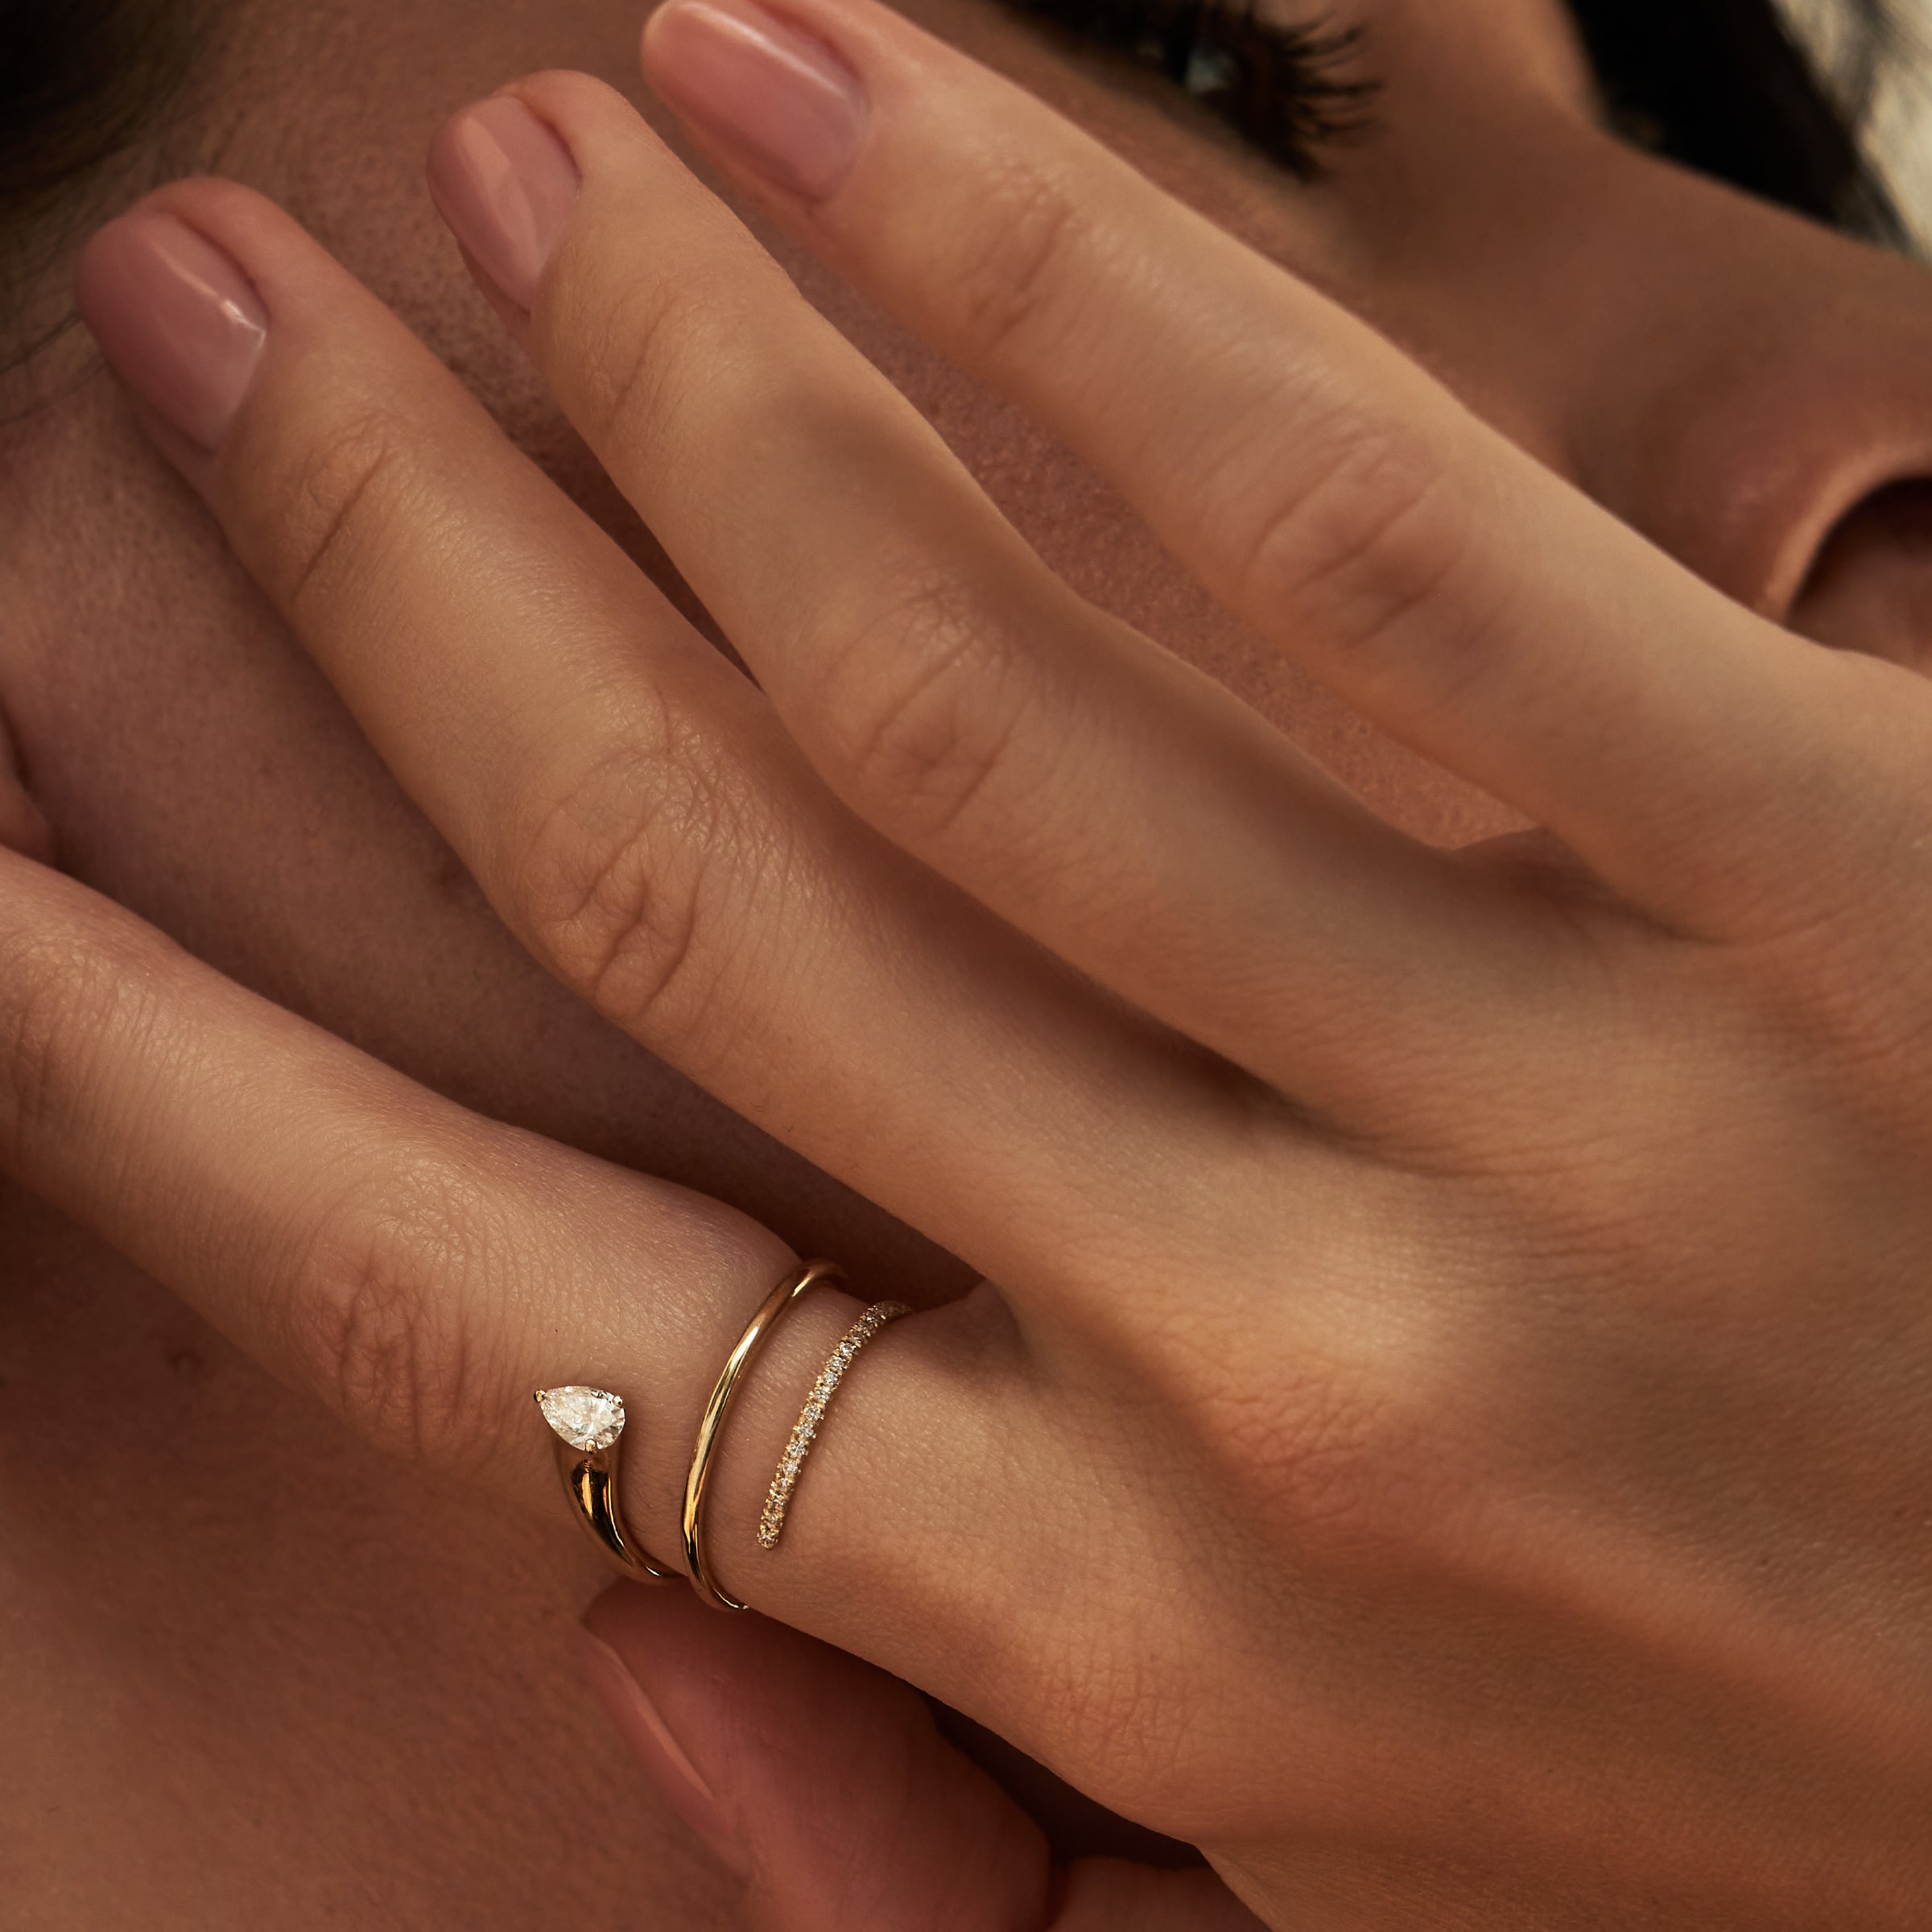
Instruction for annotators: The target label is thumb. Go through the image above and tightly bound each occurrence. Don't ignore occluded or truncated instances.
[578,1583,1262,1931]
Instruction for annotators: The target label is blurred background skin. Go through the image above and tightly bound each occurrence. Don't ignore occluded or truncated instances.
[7,0,1932,1924]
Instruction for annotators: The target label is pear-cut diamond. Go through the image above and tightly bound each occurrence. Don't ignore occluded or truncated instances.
[536,1385,625,1452]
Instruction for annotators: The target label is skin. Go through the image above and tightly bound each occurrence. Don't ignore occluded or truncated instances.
[5,0,1932,1924]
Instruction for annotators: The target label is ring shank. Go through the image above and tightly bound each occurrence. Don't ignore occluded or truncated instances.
[681,1258,845,1612]
[559,1440,681,1582]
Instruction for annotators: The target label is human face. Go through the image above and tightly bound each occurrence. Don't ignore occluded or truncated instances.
[6,1,1932,1922]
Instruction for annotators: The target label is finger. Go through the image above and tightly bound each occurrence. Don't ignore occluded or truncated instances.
[431,76,1575,1112]
[72,184,1252,1290]
[634,0,1921,938]
[580,1581,1269,1932]
[0,846,1027,1649]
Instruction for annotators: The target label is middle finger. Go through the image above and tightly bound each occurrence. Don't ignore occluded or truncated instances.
[431,72,1567,1117]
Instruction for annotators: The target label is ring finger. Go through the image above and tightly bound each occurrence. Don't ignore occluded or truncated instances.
[0,846,1037,1673]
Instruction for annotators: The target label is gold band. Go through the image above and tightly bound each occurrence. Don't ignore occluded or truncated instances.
[534,1386,680,1583]
[682,1259,844,1612]
[758,1301,910,1551]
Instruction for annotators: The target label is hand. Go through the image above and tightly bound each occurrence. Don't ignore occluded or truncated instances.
[19,0,1932,1922]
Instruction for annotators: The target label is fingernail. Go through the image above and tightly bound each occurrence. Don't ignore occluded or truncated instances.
[644,0,868,200]
[74,213,267,449]
[428,97,582,312]
[576,1628,750,1876]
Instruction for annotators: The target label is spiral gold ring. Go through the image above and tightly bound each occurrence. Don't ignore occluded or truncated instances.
[534,1385,680,1583]
[681,1258,844,1612]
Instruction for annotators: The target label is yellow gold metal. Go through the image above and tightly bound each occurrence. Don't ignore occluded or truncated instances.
[758,1300,910,1551]
[535,1389,680,1583]
[682,1258,844,1612]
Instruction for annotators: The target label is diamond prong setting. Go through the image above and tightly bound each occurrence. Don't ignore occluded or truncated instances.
[535,1385,626,1453]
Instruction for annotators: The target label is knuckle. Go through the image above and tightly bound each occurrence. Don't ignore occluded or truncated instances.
[570,257,784,465]
[1225,416,1490,679]
[935,156,1088,363]
[291,1158,504,1463]
[511,732,759,1038]
[1181,1329,1475,1567]
[0,923,166,1174]
[250,406,425,622]
[807,574,1037,845]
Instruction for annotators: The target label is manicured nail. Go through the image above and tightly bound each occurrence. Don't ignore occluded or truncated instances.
[575,1628,750,1875]
[644,0,868,200]
[428,97,582,312]
[75,213,267,450]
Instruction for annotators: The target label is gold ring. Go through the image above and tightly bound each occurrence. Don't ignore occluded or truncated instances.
[683,1258,844,1612]
[535,1385,680,1582]
[758,1300,910,1550]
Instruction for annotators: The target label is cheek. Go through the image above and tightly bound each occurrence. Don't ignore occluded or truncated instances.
[0,697,52,863]
[0,390,514,1021]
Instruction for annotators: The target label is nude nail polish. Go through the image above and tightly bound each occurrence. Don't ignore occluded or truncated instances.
[644,0,868,200]
[428,97,582,311]
[74,213,268,450]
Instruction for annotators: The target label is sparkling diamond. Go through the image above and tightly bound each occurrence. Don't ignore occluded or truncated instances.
[536,1385,626,1451]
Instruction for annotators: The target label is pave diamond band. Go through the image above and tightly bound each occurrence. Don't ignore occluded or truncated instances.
[538,1260,902,1610]
[758,1301,910,1550]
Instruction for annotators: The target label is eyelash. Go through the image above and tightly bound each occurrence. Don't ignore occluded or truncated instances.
[999,0,1378,180]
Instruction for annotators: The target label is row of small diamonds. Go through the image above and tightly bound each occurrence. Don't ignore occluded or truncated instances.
[758,1301,912,1550]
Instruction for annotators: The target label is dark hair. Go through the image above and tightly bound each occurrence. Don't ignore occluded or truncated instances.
[1567,0,1906,242]
[1001,0,1907,237]
[0,0,1912,380]
[2,0,220,392]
